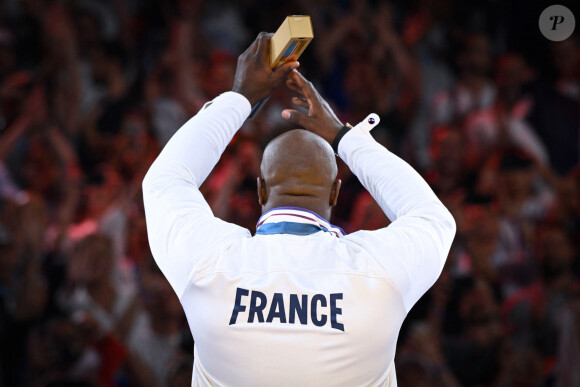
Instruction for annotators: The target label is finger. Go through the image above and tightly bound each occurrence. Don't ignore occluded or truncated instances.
[256,32,274,62]
[292,96,309,108]
[273,61,300,83]
[285,78,303,94]
[243,32,266,56]
[285,77,309,99]
[281,108,307,127]
[289,70,317,100]
[243,31,267,59]
[287,69,303,86]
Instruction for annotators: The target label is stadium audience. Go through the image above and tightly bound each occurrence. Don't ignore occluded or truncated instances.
[0,1,578,386]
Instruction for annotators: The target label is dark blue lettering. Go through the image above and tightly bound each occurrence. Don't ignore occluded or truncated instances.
[289,294,308,324]
[230,289,344,331]
[311,294,327,327]
[229,287,249,325]
[330,293,344,331]
[248,290,267,323]
[266,293,287,323]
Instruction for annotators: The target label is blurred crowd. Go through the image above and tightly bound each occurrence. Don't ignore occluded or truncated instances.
[0,0,579,386]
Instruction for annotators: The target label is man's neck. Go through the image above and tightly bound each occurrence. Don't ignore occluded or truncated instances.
[263,197,331,222]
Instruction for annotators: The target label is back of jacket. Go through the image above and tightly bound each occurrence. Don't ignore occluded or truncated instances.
[185,230,407,386]
[142,92,456,386]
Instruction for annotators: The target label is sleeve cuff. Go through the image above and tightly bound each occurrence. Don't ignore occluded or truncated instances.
[337,113,381,161]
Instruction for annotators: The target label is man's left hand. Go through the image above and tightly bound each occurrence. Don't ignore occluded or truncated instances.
[232,32,299,106]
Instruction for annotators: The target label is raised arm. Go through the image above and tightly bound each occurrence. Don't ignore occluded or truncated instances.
[142,33,298,297]
[282,70,456,312]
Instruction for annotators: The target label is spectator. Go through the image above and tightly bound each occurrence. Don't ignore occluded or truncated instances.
[463,54,548,166]
[502,223,577,379]
[425,125,471,198]
[59,234,139,338]
[527,37,580,175]
[443,280,503,386]
[431,33,495,127]
[0,197,48,385]
[129,261,186,387]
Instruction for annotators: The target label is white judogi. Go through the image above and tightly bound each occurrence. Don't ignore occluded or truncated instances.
[142,92,456,386]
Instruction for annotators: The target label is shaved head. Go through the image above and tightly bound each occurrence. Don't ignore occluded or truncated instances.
[258,129,340,220]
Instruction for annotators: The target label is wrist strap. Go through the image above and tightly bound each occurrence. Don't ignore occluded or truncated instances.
[332,124,352,155]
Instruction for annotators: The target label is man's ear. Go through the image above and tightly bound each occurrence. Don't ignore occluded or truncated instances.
[257,176,268,206]
[329,178,341,207]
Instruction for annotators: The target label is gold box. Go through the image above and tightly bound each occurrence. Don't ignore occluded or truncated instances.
[270,15,313,69]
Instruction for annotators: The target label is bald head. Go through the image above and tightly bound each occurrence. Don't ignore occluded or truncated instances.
[258,129,340,220]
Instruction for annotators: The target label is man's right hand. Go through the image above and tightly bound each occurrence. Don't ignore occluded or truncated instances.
[232,32,299,106]
[281,70,344,145]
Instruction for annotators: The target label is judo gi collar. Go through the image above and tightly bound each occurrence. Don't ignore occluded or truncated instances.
[256,207,345,237]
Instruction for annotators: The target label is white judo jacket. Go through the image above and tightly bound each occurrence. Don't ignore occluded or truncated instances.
[142,91,456,386]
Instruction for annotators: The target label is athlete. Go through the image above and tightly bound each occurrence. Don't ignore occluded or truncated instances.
[143,32,456,386]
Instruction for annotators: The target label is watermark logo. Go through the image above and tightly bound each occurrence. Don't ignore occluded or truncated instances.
[539,5,575,41]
